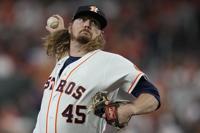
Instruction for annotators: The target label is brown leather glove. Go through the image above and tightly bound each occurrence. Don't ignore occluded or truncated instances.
[91,92,129,129]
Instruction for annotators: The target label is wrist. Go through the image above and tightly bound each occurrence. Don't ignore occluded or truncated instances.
[130,103,137,116]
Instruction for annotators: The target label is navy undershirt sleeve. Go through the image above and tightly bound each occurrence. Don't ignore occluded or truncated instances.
[131,76,161,109]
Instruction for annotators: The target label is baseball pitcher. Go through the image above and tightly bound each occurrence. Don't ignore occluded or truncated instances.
[33,5,161,133]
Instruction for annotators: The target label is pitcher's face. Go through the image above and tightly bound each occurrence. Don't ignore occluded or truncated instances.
[69,16,102,44]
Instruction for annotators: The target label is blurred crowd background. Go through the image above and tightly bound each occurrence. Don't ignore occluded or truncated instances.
[0,0,199,133]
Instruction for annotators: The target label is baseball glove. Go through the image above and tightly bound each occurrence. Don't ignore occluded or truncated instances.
[91,91,129,129]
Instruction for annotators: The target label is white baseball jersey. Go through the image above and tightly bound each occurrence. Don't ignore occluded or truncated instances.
[33,49,145,133]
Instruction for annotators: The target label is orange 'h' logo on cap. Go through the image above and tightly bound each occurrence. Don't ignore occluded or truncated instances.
[90,6,98,13]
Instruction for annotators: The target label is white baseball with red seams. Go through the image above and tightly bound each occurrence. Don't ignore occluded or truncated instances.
[33,50,145,133]
[47,16,59,29]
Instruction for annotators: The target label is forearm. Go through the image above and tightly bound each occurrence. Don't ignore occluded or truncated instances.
[116,93,160,125]
[130,93,159,115]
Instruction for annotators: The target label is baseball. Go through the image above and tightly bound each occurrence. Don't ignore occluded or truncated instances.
[47,16,59,29]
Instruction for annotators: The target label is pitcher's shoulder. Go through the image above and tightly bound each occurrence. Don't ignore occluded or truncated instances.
[98,50,132,64]
[98,50,125,59]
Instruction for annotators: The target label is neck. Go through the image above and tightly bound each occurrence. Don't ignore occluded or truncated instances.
[70,40,87,57]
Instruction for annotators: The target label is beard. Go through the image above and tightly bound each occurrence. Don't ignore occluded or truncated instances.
[71,30,92,44]
[77,35,90,44]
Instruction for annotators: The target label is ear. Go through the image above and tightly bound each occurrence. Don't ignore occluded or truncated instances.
[97,30,103,36]
[68,23,72,34]
[101,30,104,34]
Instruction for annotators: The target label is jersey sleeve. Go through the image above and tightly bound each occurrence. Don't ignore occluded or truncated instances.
[103,54,146,94]
[121,68,145,94]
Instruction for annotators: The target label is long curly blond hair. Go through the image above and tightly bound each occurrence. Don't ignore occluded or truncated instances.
[43,29,105,60]
[43,29,70,60]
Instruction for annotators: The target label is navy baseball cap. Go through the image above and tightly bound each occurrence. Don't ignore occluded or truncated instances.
[72,5,107,29]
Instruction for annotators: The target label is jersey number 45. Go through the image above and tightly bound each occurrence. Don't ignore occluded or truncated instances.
[62,104,87,124]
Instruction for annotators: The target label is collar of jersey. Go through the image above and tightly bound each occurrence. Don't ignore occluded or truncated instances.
[57,49,100,65]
